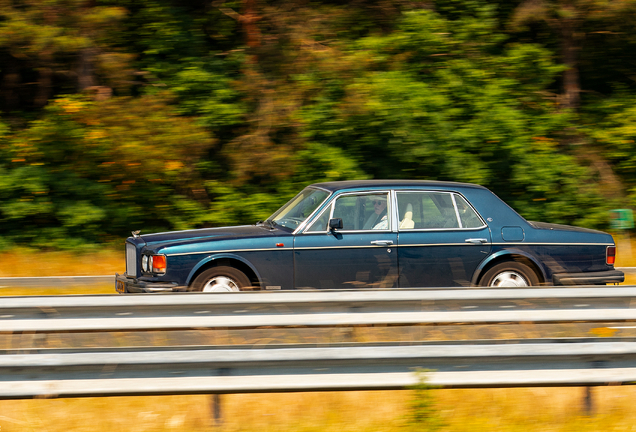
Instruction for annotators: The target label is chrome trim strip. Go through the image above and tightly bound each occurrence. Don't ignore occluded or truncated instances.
[293,245,395,251]
[167,248,291,257]
[166,241,615,256]
[398,227,487,232]
[397,242,612,247]
[490,242,614,246]
[397,243,488,247]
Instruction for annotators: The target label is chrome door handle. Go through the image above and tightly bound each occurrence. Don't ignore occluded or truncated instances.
[465,238,488,244]
[371,240,394,246]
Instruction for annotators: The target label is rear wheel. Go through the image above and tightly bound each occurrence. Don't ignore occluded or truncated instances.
[190,266,251,292]
[479,261,539,287]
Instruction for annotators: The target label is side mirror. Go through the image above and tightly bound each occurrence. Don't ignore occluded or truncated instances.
[328,218,343,231]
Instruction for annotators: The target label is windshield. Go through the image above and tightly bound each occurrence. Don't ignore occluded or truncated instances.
[268,187,330,231]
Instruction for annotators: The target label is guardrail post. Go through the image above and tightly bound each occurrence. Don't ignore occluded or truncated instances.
[583,386,594,415]
[211,368,230,426]
[211,394,223,426]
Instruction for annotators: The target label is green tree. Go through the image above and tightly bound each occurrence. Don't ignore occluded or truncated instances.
[298,7,610,227]
[0,94,213,247]
[0,0,132,110]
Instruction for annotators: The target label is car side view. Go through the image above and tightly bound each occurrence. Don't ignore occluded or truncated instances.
[115,180,624,293]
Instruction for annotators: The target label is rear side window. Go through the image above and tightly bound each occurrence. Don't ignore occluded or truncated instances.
[397,192,484,230]
[454,195,483,228]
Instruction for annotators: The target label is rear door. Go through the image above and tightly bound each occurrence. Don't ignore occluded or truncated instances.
[396,191,491,287]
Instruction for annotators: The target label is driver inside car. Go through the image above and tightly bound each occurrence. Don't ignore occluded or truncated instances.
[363,196,388,230]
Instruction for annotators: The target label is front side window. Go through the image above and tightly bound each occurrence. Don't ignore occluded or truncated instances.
[397,192,483,230]
[307,192,391,231]
[268,188,330,231]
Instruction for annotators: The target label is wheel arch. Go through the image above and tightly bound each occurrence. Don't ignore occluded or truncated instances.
[472,249,546,286]
[186,254,262,288]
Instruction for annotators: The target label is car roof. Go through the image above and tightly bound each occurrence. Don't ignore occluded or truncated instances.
[309,180,489,192]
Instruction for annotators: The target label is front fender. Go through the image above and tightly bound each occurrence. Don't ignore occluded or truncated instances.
[471,248,547,285]
[185,253,263,286]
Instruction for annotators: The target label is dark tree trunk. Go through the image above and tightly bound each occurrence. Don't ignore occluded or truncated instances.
[1,55,21,110]
[77,48,96,91]
[560,19,580,110]
[34,54,53,108]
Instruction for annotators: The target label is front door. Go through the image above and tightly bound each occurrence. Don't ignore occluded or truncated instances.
[294,191,398,289]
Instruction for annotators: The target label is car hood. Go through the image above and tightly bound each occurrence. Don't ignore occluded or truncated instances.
[139,225,282,247]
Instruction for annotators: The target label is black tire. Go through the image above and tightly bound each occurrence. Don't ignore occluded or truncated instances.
[189,266,251,292]
[479,261,539,287]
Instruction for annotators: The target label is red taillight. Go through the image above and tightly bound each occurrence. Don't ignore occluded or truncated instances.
[607,246,616,266]
[152,255,167,273]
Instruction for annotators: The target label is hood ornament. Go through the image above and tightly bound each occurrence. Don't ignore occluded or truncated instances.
[131,230,141,238]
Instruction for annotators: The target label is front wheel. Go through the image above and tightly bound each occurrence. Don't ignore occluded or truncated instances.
[190,266,251,292]
[479,262,539,287]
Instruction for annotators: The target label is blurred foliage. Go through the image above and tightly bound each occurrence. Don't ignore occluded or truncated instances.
[1,0,636,248]
[404,370,444,431]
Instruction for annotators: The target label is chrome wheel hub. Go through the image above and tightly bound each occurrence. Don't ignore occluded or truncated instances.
[490,271,529,287]
[202,276,240,292]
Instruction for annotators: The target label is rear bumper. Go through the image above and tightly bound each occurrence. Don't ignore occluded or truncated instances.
[552,269,624,286]
[115,273,187,293]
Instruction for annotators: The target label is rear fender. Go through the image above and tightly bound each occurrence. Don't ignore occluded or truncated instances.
[471,249,547,285]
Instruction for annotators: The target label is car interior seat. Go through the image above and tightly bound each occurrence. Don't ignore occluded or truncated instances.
[399,203,415,229]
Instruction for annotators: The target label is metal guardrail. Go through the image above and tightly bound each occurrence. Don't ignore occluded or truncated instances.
[0,267,634,287]
[0,275,114,287]
[2,287,636,332]
[2,338,636,398]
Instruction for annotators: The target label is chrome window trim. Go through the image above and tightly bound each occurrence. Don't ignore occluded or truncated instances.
[453,193,487,229]
[451,194,463,229]
[301,189,393,234]
[291,187,333,235]
[395,190,487,232]
[390,189,399,232]
[303,200,334,233]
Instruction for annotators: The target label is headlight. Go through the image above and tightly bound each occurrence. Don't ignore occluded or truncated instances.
[141,254,166,275]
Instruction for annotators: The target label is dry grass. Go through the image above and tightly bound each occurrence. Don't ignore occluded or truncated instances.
[1,387,636,432]
[0,247,123,277]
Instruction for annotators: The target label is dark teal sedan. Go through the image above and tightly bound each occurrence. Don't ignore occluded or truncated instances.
[115,180,624,293]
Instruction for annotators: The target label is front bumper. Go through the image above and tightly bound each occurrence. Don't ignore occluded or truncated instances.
[552,269,625,286]
[115,273,187,293]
